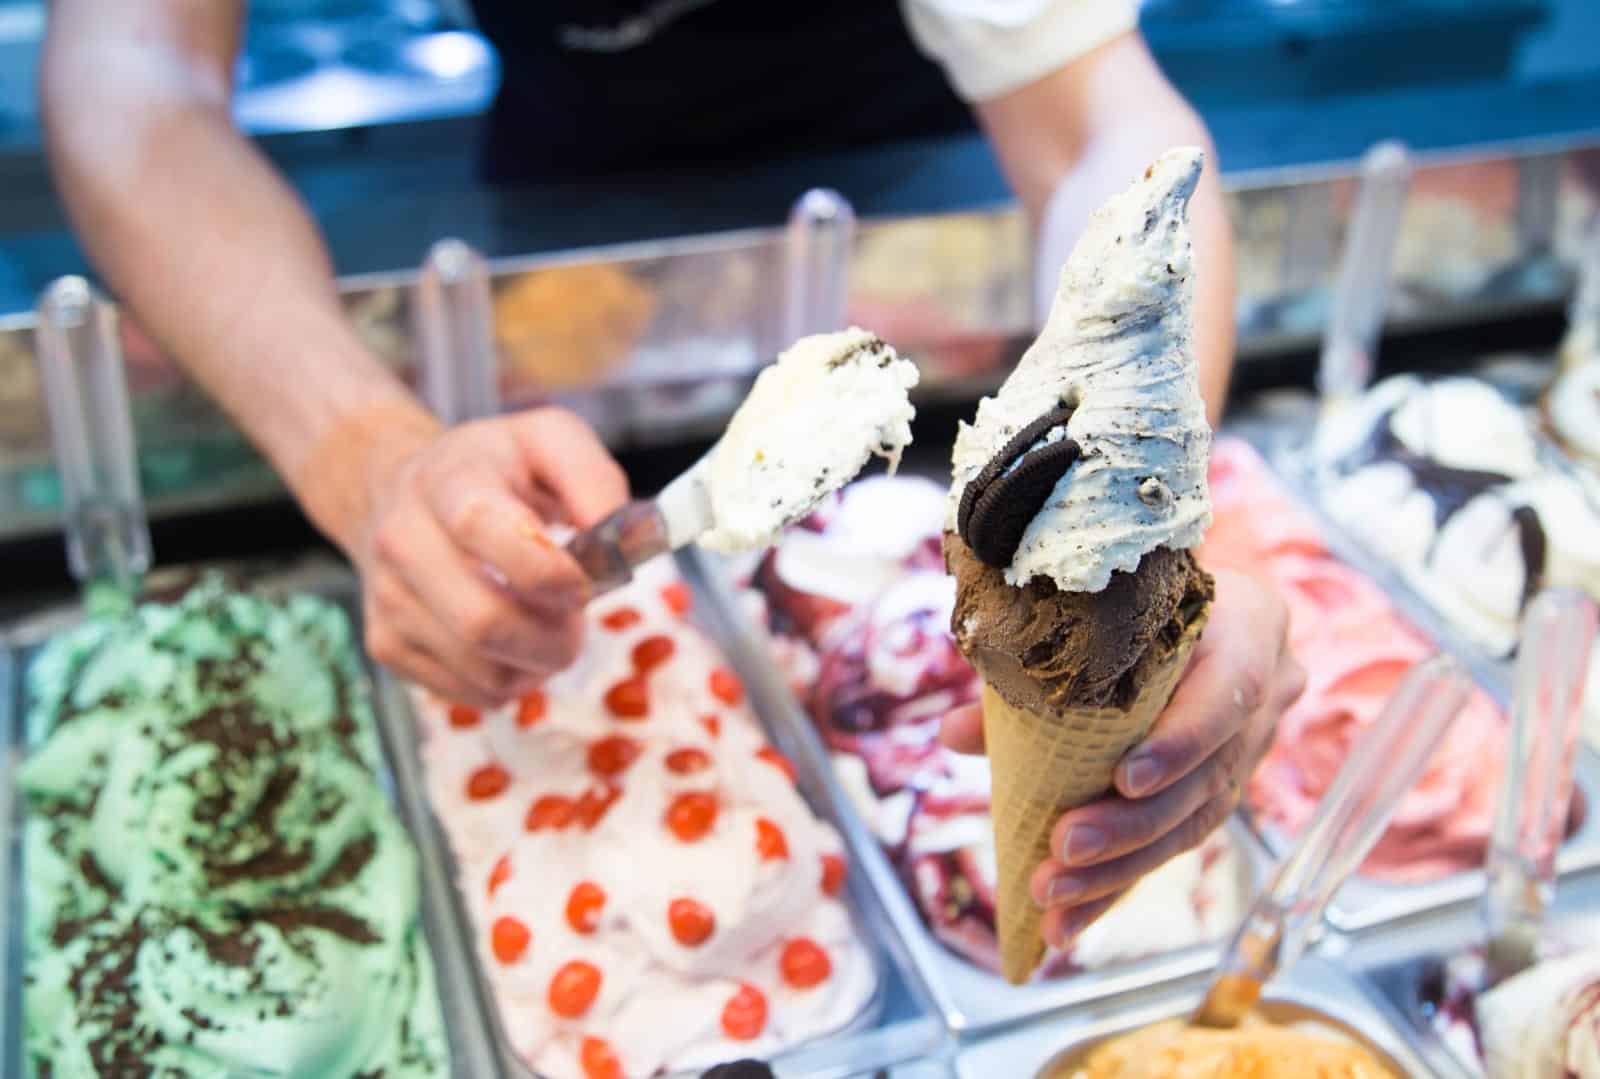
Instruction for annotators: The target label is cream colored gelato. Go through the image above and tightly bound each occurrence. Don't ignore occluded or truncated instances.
[1478,949,1600,1079]
[946,148,1212,592]
[698,328,918,553]
[1058,1015,1400,1078]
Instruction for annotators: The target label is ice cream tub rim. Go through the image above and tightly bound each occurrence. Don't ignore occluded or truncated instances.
[952,956,1435,1079]
[371,547,933,1079]
[685,544,1278,1040]
[0,564,504,1079]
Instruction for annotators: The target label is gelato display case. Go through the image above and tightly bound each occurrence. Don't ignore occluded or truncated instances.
[2,136,1598,549]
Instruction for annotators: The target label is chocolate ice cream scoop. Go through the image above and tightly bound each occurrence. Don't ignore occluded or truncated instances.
[945,534,1213,713]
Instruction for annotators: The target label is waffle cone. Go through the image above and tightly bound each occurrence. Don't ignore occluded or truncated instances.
[984,607,1209,984]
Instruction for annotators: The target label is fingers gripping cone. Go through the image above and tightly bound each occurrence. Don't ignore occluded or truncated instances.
[984,610,1208,984]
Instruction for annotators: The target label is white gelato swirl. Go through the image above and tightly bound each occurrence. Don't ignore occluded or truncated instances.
[1479,948,1600,1079]
[946,148,1212,592]
[701,328,918,552]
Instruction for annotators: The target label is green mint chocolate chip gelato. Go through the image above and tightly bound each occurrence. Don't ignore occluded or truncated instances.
[20,580,447,1077]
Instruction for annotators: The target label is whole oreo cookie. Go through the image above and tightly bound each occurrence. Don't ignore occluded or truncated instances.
[957,405,1081,568]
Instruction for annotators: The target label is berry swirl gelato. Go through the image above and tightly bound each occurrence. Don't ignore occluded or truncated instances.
[413,560,874,1078]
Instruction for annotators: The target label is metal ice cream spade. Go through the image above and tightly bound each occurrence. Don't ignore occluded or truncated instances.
[1317,140,1413,410]
[1482,588,1597,983]
[35,276,152,614]
[566,187,858,594]
[1191,654,1475,1029]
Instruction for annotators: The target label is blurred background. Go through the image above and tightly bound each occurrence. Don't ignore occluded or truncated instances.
[2,0,1600,581]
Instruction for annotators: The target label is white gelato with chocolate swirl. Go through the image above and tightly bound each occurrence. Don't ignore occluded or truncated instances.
[1479,948,1600,1079]
[945,148,1212,592]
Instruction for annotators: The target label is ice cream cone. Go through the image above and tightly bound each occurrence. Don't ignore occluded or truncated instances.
[983,607,1209,984]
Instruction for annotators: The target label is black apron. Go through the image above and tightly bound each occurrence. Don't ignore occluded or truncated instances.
[469,0,974,183]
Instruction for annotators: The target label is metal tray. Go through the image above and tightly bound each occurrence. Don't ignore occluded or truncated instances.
[0,562,502,1078]
[374,549,950,1079]
[1357,874,1600,1079]
[953,956,1438,1079]
[686,547,1276,1038]
[1243,429,1600,932]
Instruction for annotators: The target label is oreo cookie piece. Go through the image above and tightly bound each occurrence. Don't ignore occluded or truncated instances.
[957,405,1081,568]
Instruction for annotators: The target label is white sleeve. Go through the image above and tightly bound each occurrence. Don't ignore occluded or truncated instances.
[900,0,1139,103]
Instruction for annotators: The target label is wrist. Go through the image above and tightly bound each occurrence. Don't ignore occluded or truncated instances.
[290,397,441,558]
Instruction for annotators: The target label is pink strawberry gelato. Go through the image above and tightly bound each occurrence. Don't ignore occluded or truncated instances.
[1201,439,1508,882]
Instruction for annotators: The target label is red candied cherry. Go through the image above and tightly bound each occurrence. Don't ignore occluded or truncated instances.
[700,715,721,739]
[755,747,797,784]
[665,747,711,775]
[668,897,716,947]
[525,794,575,832]
[599,607,642,631]
[447,703,481,729]
[604,677,650,720]
[516,690,548,729]
[487,854,512,898]
[490,916,530,964]
[780,937,832,989]
[661,581,693,615]
[466,763,511,801]
[580,1037,622,1079]
[566,881,607,935]
[755,817,789,862]
[549,960,602,1018]
[575,783,622,830]
[665,791,719,842]
[631,634,676,673]
[708,667,744,706]
[721,983,768,1041]
[587,735,642,778]
[820,853,847,898]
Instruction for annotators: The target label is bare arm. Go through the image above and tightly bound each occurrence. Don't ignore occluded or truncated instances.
[42,0,628,704]
[974,31,1236,424]
[41,0,432,550]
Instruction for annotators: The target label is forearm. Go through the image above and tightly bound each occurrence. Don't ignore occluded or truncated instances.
[979,35,1236,424]
[41,23,435,551]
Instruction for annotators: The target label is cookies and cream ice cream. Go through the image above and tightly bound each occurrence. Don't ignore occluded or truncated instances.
[20,581,447,1076]
[1314,374,1600,748]
[414,559,874,1078]
[942,148,1215,983]
[698,328,918,552]
[1476,949,1600,1078]
[1316,374,1600,655]
[1054,1016,1400,1078]
[945,149,1212,593]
